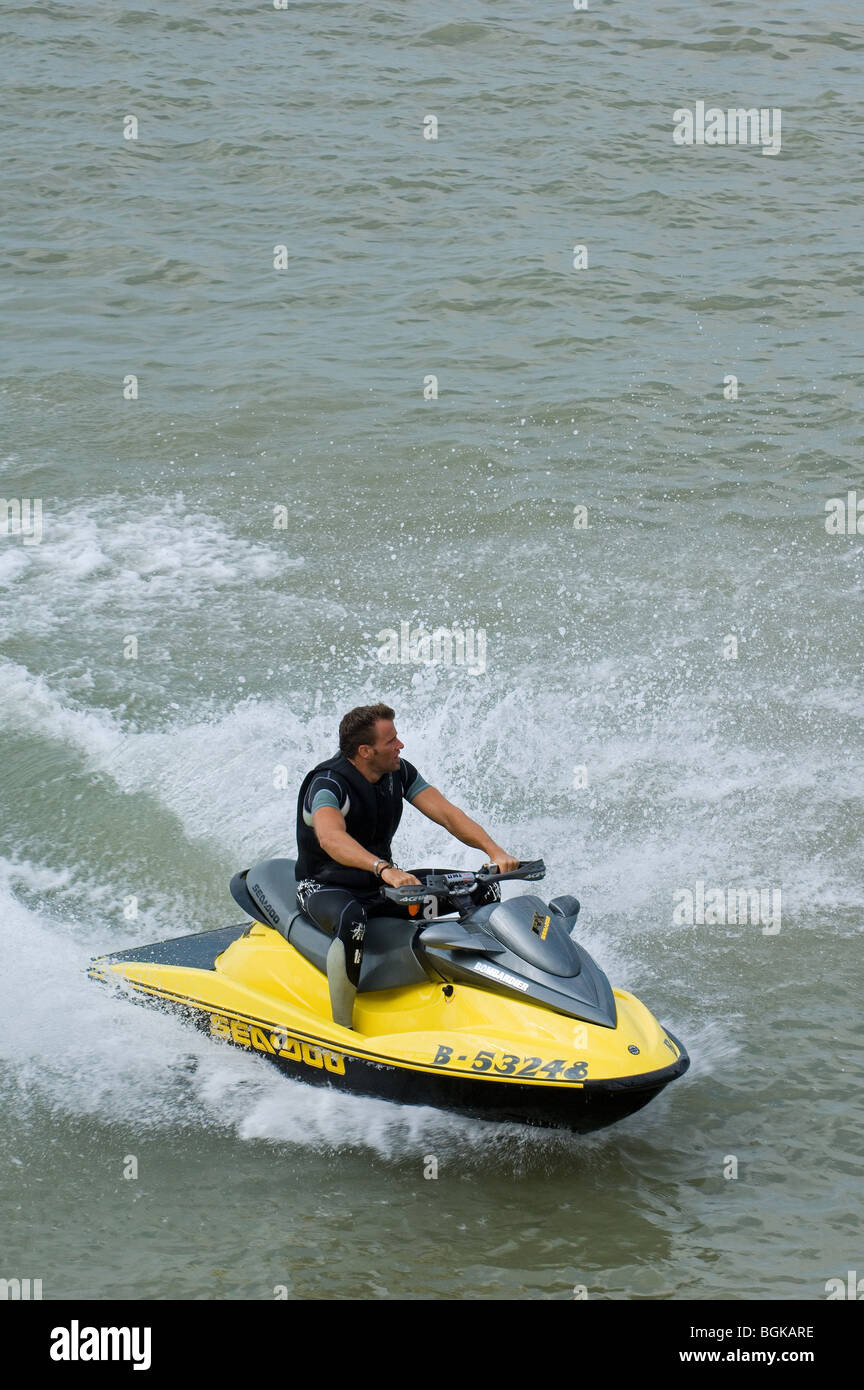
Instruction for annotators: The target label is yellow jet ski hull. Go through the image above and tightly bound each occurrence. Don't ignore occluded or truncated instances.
[91,921,689,1132]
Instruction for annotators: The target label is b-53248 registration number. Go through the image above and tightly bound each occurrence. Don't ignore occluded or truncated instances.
[432,1044,588,1081]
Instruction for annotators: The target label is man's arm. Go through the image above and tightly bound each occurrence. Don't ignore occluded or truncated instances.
[410,786,520,872]
[310,807,419,886]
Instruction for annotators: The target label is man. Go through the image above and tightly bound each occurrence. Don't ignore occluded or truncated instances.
[295,703,519,1030]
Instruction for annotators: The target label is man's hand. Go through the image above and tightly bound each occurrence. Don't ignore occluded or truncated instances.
[381,866,421,888]
[486,849,521,875]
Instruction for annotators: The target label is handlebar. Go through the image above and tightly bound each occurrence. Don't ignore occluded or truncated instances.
[381,859,545,905]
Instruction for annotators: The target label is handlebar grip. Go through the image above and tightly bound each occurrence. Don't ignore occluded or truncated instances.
[477,858,546,882]
[382,884,428,905]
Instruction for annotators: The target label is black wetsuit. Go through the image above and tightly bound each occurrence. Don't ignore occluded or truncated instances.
[294,752,498,986]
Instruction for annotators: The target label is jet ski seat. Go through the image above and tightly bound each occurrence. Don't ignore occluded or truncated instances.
[229,858,429,992]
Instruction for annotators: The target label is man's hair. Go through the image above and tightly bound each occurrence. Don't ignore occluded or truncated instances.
[339,704,395,759]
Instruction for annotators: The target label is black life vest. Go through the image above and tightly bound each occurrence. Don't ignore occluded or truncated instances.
[295,751,408,890]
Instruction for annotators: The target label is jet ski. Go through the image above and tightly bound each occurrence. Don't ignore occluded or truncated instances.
[89,859,689,1133]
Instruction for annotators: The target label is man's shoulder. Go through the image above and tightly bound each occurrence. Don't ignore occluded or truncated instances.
[308,767,349,789]
[300,754,351,803]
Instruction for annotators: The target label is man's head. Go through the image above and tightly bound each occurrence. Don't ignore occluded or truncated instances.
[339,703,403,778]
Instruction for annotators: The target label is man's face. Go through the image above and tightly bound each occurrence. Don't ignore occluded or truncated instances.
[362,719,403,774]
